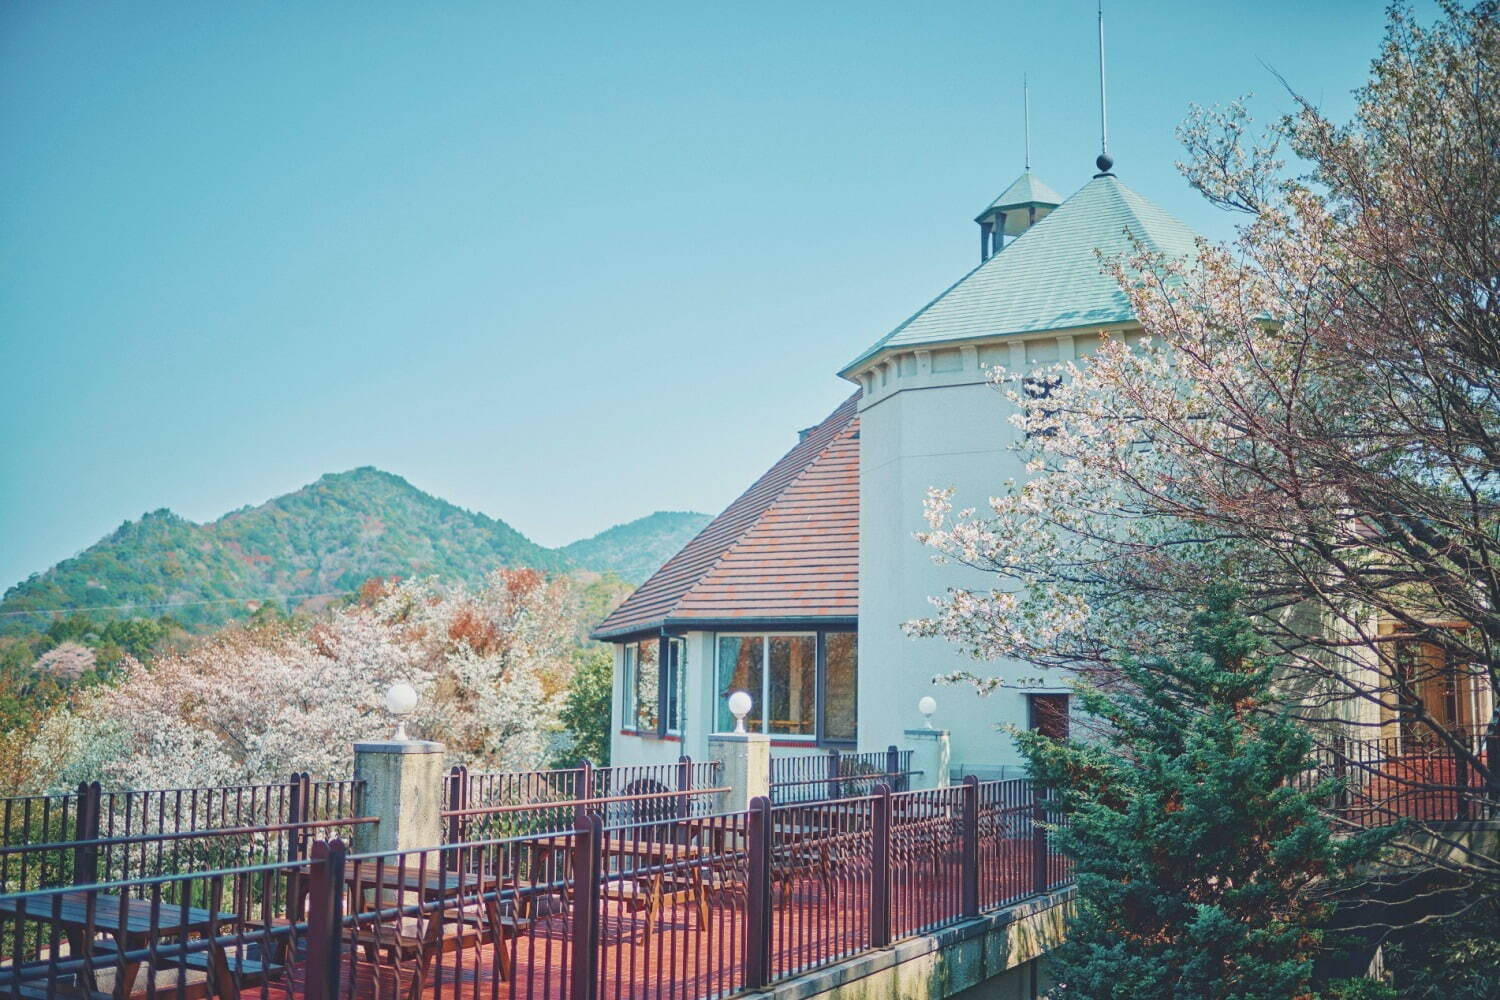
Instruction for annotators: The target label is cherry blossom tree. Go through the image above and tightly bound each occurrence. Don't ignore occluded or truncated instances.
[911,1,1498,873]
[25,571,577,790]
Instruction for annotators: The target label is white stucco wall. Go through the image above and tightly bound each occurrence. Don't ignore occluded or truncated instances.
[853,334,1103,772]
[608,630,717,770]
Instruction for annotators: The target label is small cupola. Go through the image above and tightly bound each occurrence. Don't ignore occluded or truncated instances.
[975,172,1063,261]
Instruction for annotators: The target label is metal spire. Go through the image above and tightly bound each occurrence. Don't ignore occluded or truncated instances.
[1096,0,1114,175]
[1023,73,1032,171]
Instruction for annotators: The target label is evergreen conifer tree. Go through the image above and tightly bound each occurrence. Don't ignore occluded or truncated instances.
[1019,588,1389,999]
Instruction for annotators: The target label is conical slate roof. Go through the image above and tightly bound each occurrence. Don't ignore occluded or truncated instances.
[977,171,1063,218]
[843,174,1200,377]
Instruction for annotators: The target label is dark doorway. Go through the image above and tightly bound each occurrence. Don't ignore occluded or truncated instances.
[1027,694,1070,740]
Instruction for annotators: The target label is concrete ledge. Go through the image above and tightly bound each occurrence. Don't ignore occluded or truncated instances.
[353,739,445,754]
[762,887,1074,1000]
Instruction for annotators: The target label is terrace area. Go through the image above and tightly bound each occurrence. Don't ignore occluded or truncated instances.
[1,730,1492,1000]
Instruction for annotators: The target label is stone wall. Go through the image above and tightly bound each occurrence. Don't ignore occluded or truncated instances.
[763,888,1073,1000]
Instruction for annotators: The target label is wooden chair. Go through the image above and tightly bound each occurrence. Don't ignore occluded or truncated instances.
[100,937,283,1000]
[353,887,528,1000]
[6,939,279,1000]
[614,829,722,944]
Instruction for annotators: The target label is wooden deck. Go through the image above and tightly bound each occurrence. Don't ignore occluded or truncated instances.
[200,840,1052,1000]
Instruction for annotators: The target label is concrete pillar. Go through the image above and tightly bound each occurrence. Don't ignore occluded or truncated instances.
[905,728,951,789]
[352,739,447,855]
[707,733,771,811]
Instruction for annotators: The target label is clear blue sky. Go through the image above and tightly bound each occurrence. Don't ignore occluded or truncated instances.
[1,1,1406,591]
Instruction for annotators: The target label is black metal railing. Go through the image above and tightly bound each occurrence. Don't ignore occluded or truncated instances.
[2,776,1069,1000]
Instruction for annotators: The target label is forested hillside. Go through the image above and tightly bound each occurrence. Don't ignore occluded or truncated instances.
[559,511,711,584]
[0,467,704,634]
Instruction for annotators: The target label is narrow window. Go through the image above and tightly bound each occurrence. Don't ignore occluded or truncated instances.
[634,639,660,731]
[823,632,858,742]
[621,644,637,730]
[1022,374,1062,438]
[664,637,686,734]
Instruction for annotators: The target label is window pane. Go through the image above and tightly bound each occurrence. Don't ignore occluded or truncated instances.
[635,640,660,731]
[824,632,858,742]
[622,645,636,729]
[717,636,763,732]
[768,635,816,736]
[665,639,686,733]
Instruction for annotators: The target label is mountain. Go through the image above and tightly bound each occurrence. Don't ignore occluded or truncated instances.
[560,511,712,584]
[0,468,706,635]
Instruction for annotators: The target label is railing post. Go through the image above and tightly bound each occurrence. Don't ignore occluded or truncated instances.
[445,765,468,867]
[961,776,979,918]
[745,797,772,989]
[1456,745,1472,821]
[827,749,842,800]
[886,745,902,792]
[71,781,100,886]
[570,814,603,1000]
[1486,720,1500,819]
[576,760,595,824]
[871,783,892,948]
[305,839,346,1000]
[1332,737,1349,817]
[285,772,307,864]
[1031,783,1049,895]
[677,755,693,819]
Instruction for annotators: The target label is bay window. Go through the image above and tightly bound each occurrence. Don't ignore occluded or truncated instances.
[715,630,857,743]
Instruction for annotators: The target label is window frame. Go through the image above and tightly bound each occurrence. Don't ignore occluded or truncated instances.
[621,634,687,740]
[664,636,686,736]
[713,629,856,745]
[621,643,638,732]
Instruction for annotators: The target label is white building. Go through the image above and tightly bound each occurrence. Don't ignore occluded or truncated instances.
[594,154,1493,780]
[593,156,1207,774]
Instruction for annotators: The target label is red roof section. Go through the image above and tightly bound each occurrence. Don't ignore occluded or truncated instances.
[592,394,860,639]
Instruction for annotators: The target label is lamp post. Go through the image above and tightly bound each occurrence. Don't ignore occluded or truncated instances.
[918,695,937,729]
[728,690,753,734]
[386,682,419,741]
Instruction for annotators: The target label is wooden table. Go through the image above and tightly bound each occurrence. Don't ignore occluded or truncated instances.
[0,891,239,1000]
[527,834,710,940]
[343,863,503,900]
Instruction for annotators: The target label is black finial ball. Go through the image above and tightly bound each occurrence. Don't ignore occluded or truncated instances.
[1096,153,1114,174]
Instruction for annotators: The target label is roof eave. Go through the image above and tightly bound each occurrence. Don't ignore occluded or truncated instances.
[591,614,860,642]
[838,319,1144,382]
[973,200,1058,223]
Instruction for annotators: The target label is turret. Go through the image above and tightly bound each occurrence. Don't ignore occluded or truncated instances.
[975,172,1062,261]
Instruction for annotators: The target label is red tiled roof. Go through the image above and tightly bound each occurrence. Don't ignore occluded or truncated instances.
[591,394,860,639]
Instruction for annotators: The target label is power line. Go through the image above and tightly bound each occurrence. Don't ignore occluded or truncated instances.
[0,590,357,620]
